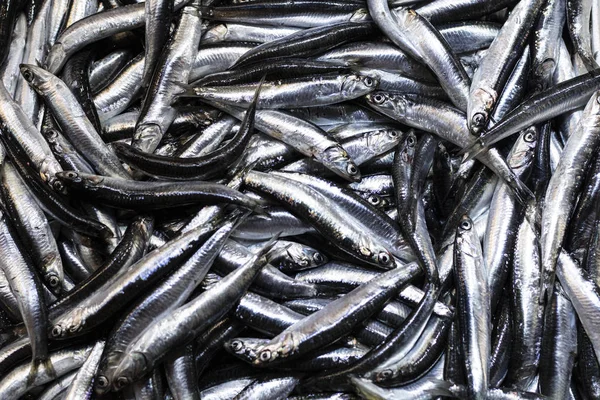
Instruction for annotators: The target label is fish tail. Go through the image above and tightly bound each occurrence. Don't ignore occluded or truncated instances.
[425,379,455,397]
[255,233,282,258]
[27,358,56,387]
[459,138,486,162]
[172,82,195,98]
[508,175,535,206]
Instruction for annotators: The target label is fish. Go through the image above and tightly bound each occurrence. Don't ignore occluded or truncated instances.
[0,1,597,398]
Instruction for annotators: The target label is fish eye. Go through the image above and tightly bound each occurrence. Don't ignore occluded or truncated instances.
[259,349,271,362]
[96,376,109,388]
[524,131,536,142]
[368,195,380,205]
[116,377,129,389]
[377,369,394,381]
[362,76,374,87]
[389,130,398,138]
[52,180,64,192]
[46,129,59,139]
[21,69,33,82]
[231,340,244,353]
[407,135,416,147]
[47,274,60,288]
[472,113,486,128]
[371,93,386,104]
[346,164,358,176]
[313,252,324,264]
[460,220,472,230]
[378,252,391,265]
[51,325,62,338]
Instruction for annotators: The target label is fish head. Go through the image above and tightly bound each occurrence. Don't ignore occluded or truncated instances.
[398,130,417,163]
[532,58,556,92]
[43,257,64,294]
[253,332,297,365]
[57,170,104,188]
[284,242,327,269]
[202,23,229,43]
[454,215,481,259]
[344,73,379,96]
[19,64,55,95]
[363,128,402,155]
[507,126,538,171]
[112,352,150,392]
[356,235,395,269]
[366,91,409,120]
[367,367,395,383]
[319,146,361,182]
[467,88,496,134]
[223,337,269,364]
[54,171,84,188]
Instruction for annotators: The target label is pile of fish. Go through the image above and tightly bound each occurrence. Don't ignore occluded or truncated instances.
[1,0,600,398]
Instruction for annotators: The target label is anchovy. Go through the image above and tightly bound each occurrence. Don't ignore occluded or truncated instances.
[110,238,275,389]
[462,69,600,158]
[454,215,490,400]
[21,64,131,179]
[540,91,600,303]
[184,73,377,109]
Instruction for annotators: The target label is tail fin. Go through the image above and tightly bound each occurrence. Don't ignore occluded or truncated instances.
[27,358,56,387]
[459,138,486,162]
[254,233,282,259]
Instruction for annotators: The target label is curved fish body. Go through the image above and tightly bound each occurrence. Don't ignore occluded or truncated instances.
[45,0,189,74]
[0,209,48,372]
[541,91,600,304]
[0,162,64,293]
[244,171,395,268]
[55,171,262,211]
[110,239,274,389]
[466,0,544,133]
[132,1,203,153]
[211,102,360,181]
[242,262,421,366]
[0,344,93,399]
[392,7,470,111]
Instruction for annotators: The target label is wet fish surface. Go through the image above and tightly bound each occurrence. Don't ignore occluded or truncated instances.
[0,1,599,399]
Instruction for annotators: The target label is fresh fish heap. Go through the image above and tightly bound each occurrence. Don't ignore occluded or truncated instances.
[0,0,600,399]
